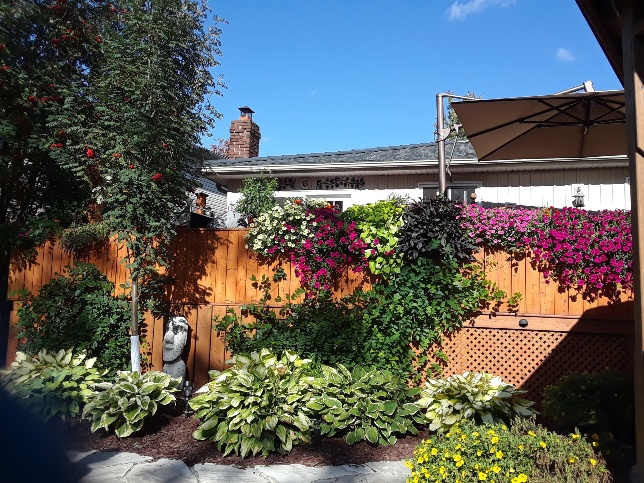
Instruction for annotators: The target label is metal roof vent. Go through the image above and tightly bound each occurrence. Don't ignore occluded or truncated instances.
[239,106,254,119]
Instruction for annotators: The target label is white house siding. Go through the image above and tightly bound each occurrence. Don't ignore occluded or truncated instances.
[222,167,629,225]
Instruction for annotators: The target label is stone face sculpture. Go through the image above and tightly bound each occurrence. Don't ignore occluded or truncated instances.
[162,316,189,380]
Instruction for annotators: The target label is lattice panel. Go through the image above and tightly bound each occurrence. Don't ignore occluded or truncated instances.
[420,327,633,405]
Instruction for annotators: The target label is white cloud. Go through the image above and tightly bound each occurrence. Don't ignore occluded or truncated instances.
[447,0,516,20]
[555,47,575,61]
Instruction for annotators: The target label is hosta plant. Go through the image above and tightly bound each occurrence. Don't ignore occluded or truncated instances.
[189,349,315,457]
[2,349,106,421]
[82,371,180,438]
[307,364,423,445]
[417,372,536,431]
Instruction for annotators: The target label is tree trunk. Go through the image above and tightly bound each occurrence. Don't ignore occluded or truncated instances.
[130,277,140,372]
[0,249,11,367]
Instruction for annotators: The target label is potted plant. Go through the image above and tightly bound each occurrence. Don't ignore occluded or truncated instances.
[235,174,278,226]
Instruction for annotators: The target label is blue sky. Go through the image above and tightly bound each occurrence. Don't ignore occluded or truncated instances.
[204,0,621,157]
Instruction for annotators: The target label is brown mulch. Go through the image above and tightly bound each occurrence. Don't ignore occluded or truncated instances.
[62,400,428,468]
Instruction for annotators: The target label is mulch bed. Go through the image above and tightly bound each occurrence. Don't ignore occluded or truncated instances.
[63,401,428,468]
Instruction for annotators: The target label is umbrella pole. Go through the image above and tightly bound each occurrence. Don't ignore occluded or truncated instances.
[436,93,447,196]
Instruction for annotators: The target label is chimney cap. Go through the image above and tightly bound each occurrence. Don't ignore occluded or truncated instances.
[239,106,254,118]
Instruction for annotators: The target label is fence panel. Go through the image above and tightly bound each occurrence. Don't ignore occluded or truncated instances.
[5,229,633,400]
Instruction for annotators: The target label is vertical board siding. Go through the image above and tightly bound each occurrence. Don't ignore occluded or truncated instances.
[5,230,634,396]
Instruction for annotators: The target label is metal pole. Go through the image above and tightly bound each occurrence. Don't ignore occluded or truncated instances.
[436,93,446,196]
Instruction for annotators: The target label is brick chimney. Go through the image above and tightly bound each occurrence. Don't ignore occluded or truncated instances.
[228,106,261,159]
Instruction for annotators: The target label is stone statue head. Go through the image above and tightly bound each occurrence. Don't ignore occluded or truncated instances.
[163,316,189,362]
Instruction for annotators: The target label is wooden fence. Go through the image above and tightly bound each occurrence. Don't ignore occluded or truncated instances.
[5,228,634,401]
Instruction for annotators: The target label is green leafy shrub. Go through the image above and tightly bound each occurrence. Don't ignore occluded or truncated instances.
[308,364,423,445]
[342,199,406,277]
[189,349,315,457]
[397,196,476,262]
[235,173,278,223]
[60,221,110,255]
[2,349,107,421]
[417,372,536,432]
[542,371,634,475]
[405,418,611,483]
[82,371,180,438]
[17,263,131,373]
[214,276,371,370]
[362,258,507,381]
[542,371,633,436]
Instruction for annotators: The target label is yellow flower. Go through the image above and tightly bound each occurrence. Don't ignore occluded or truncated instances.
[461,434,467,441]
[592,441,599,447]
[439,466,447,476]
[455,443,463,450]
[472,431,480,437]
[518,444,524,451]
[477,450,482,456]
[569,457,577,463]
[495,451,504,459]
[479,472,488,480]
[528,431,536,437]
[491,465,501,473]
[405,460,414,469]
[431,448,438,456]
[491,436,499,444]
[571,433,581,440]
[590,458,597,466]
[539,441,546,448]
[592,433,599,440]
[453,454,463,462]
[487,430,496,436]
[456,460,464,467]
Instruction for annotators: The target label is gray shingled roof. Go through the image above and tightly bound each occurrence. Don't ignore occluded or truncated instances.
[204,140,477,168]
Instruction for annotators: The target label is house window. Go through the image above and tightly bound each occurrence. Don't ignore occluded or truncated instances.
[421,184,480,204]
[275,192,351,211]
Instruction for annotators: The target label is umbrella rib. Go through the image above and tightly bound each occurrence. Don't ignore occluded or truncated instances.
[466,98,579,139]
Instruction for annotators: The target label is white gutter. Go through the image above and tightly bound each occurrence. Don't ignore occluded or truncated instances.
[202,155,628,178]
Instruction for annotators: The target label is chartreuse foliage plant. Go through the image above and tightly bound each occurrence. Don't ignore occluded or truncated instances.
[189,349,315,457]
[342,199,406,277]
[307,364,423,446]
[3,349,107,421]
[16,263,131,374]
[405,418,610,483]
[82,371,180,438]
[417,372,536,432]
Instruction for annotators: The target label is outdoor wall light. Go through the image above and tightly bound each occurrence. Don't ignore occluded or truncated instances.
[572,187,585,208]
[519,319,529,328]
[183,381,194,417]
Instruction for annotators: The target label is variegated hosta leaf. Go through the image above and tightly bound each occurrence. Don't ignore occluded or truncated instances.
[3,349,107,421]
[82,371,180,438]
[417,372,537,431]
[191,350,315,457]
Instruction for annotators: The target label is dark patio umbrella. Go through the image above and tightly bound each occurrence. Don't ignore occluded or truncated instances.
[450,90,626,161]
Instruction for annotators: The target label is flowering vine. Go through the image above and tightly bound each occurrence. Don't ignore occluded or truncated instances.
[245,199,369,295]
[460,205,632,301]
